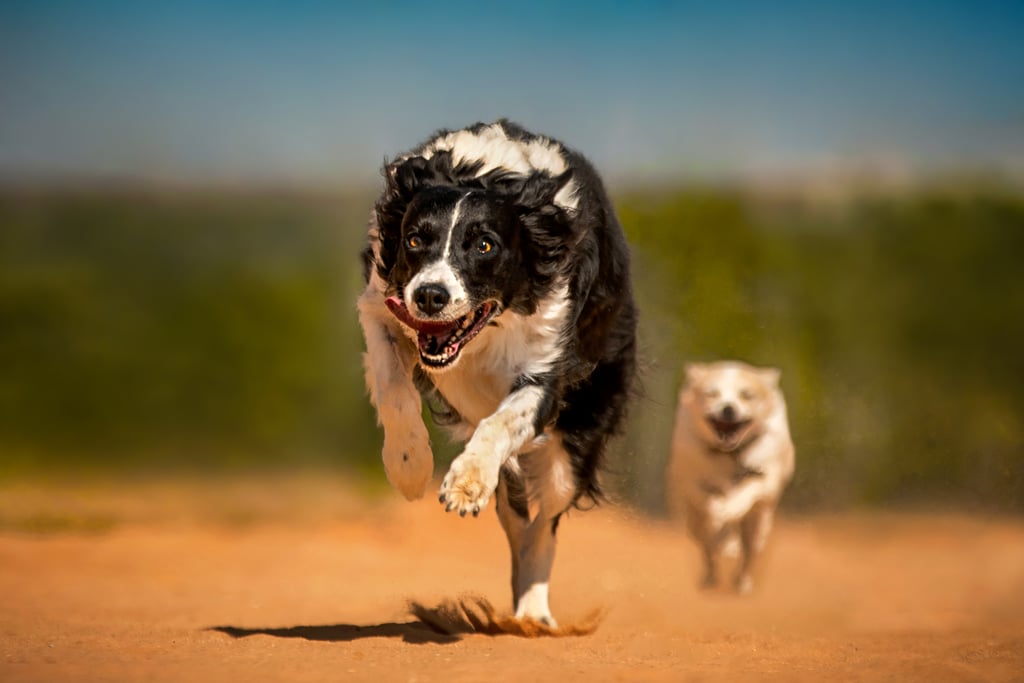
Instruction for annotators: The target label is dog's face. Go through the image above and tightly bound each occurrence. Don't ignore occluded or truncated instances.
[683,362,781,452]
[384,186,530,370]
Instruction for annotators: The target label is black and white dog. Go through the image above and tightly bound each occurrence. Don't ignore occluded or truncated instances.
[357,120,636,626]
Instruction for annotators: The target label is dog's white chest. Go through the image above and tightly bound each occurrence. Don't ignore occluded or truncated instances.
[428,309,557,427]
[430,358,512,426]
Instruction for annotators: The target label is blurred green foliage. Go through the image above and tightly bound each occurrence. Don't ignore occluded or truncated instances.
[0,186,1021,511]
[0,189,376,475]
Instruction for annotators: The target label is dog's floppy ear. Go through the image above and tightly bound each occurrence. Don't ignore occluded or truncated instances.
[512,170,574,211]
[374,155,445,282]
[511,170,577,304]
[384,155,449,202]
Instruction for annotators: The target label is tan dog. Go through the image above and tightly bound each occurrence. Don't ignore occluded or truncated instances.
[667,361,794,593]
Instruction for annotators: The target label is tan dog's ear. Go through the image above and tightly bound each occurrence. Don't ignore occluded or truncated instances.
[684,363,707,386]
[759,366,781,387]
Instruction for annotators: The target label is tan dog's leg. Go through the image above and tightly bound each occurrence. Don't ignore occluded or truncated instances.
[735,501,774,593]
[685,500,722,588]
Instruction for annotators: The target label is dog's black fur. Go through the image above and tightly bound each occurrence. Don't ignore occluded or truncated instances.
[358,120,636,623]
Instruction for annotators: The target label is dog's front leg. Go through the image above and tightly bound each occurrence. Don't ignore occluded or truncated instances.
[358,289,433,500]
[439,384,547,517]
[735,501,775,594]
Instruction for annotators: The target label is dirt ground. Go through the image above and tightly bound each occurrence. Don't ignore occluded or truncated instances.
[1,474,1022,682]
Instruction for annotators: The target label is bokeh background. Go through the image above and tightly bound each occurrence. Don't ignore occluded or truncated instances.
[2,1,1022,513]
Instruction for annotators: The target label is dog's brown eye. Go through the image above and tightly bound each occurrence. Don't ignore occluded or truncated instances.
[740,388,755,400]
[407,235,422,249]
[704,389,720,399]
[477,238,494,254]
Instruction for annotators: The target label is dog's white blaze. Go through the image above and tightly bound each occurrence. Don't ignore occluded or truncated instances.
[408,122,580,211]
[443,192,468,261]
[403,193,470,318]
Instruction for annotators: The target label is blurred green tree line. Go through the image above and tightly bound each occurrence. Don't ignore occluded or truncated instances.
[0,190,376,475]
[0,186,1021,511]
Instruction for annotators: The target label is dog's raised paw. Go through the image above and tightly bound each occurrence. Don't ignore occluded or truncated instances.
[438,454,499,517]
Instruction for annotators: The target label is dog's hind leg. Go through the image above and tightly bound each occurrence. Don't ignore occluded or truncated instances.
[495,462,529,611]
[513,437,577,627]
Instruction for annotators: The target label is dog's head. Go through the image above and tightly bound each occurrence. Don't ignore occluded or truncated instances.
[372,154,574,371]
[682,361,781,453]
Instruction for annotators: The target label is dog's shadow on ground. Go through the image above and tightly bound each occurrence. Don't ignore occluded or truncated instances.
[211,619,460,645]
[210,595,603,645]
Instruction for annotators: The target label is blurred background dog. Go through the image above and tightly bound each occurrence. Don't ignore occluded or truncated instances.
[667,361,795,593]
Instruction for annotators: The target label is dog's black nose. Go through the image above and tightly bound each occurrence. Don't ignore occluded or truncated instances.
[721,404,737,421]
[413,284,450,315]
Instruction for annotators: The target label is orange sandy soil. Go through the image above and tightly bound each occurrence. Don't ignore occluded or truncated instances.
[1,474,1022,682]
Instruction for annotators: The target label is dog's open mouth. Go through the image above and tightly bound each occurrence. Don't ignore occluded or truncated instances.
[385,296,498,369]
[708,416,752,446]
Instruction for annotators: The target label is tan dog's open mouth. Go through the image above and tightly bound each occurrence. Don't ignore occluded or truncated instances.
[708,416,753,449]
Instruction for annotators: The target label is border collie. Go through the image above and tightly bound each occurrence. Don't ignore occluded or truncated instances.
[357,120,637,626]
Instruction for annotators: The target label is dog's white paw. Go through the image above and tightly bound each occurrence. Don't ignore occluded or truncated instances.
[735,574,754,595]
[514,582,556,627]
[438,451,500,517]
[382,427,433,501]
[515,608,557,629]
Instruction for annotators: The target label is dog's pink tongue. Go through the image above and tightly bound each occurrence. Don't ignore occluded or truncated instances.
[384,296,457,335]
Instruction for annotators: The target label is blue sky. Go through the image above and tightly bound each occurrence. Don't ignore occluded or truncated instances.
[2,1,1023,186]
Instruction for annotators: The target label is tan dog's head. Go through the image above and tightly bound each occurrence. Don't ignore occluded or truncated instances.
[682,361,781,453]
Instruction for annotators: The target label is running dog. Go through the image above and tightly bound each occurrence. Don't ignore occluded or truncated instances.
[667,361,794,593]
[358,120,637,625]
